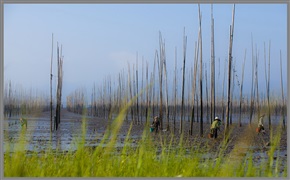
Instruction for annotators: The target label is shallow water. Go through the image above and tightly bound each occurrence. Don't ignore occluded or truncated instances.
[3,111,287,177]
[3,115,141,153]
[3,112,287,154]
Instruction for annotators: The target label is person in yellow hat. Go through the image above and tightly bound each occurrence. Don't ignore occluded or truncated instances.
[210,116,221,139]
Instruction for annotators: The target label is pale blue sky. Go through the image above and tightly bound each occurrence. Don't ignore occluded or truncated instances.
[4,4,287,102]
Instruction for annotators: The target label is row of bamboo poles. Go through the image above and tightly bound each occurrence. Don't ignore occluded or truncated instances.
[66,4,286,136]
[3,81,50,117]
[50,34,64,131]
[3,34,64,133]
[3,4,286,136]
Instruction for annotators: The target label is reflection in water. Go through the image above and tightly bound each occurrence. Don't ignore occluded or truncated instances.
[3,116,140,152]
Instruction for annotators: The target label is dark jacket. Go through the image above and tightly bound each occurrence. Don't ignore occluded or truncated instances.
[152,120,160,129]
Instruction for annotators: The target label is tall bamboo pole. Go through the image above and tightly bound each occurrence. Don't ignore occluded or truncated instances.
[145,61,149,124]
[239,49,246,127]
[189,68,193,123]
[152,51,157,118]
[102,80,106,118]
[198,4,203,136]
[230,59,236,125]
[136,53,139,124]
[249,34,255,124]
[158,33,164,130]
[127,62,134,123]
[279,50,285,129]
[264,41,271,129]
[180,28,187,134]
[267,42,271,129]
[133,64,136,124]
[141,57,144,124]
[225,4,235,140]
[210,4,215,125]
[55,43,59,130]
[222,59,226,121]
[118,72,122,113]
[55,43,63,130]
[50,33,53,132]
[205,63,209,124]
[190,41,198,135]
[162,42,170,131]
[173,47,177,133]
[255,46,260,118]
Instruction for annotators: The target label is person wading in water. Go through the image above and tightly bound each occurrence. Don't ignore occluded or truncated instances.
[151,116,161,134]
[20,117,27,128]
[257,114,266,134]
[210,116,221,139]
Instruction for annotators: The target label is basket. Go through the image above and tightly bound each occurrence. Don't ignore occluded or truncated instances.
[208,133,213,138]
[150,127,155,132]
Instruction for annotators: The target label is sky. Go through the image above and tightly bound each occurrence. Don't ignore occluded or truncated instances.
[3,3,287,104]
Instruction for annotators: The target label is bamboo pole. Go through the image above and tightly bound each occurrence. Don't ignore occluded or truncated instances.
[55,43,64,130]
[255,46,260,118]
[205,63,209,124]
[136,53,139,124]
[50,33,53,132]
[94,83,96,116]
[162,42,170,131]
[118,72,122,114]
[225,4,235,140]
[133,64,136,123]
[279,50,285,129]
[8,81,12,118]
[158,33,164,130]
[187,68,191,123]
[103,79,106,118]
[264,41,271,129]
[230,59,236,125]
[238,49,246,127]
[190,41,198,135]
[267,42,271,129]
[145,61,149,124]
[198,4,203,136]
[217,58,220,114]
[173,47,177,133]
[249,34,255,124]
[90,88,93,116]
[152,51,157,119]
[180,28,187,135]
[127,62,134,123]
[222,59,226,121]
[210,4,216,125]
[141,57,144,124]
[55,43,59,130]
[133,64,137,123]
[108,76,112,124]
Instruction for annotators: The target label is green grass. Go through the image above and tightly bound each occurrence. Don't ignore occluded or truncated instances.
[3,105,287,177]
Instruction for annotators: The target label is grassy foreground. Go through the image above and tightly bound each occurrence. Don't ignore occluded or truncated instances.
[4,107,287,177]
